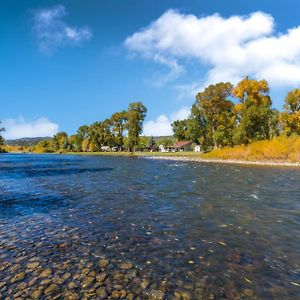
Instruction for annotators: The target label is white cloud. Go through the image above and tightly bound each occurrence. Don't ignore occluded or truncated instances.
[143,107,190,136]
[125,9,300,89]
[2,117,59,139]
[33,5,92,54]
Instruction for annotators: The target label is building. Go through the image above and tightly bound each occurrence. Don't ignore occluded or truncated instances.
[173,141,192,151]
[100,146,110,152]
[194,145,201,152]
[159,141,192,152]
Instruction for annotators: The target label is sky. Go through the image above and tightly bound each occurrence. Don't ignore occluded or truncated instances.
[2,0,300,139]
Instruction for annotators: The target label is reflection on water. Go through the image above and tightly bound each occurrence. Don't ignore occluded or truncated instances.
[0,154,299,299]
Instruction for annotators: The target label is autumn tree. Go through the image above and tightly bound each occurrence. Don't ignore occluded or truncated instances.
[196,82,236,148]
[232,77,276,144]
[280,89,300,135]
[52,132,68,151]
[126,102,147,151]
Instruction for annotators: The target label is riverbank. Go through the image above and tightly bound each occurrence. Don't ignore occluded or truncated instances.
[67,151,300,167]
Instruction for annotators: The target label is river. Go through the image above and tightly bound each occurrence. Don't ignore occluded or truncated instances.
[0,154,299,299]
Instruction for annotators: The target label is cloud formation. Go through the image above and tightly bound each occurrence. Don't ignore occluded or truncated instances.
[143,107,190,136]
[33,5,92,54]
[2,117,59,139]
[125,10,300,89]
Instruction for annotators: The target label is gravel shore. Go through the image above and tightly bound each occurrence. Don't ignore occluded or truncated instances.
[145,155,300,167]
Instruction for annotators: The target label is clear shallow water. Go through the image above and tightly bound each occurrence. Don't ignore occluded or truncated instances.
[0,154,299,299]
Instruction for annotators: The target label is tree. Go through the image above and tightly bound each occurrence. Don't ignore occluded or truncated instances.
[126,102,147,151]
[232,77,276,144]
[187,103,213,149]
[171,119,189,141]
[156,137,174,147]
[35,140,53,153]
[74,125,90,152]
[280,89,300,135]
[111,111,127,149]
[196,82,236,148]
[52,132,68,151]
[0,122,5,146]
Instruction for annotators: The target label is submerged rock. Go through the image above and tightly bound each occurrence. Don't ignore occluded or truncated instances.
[99,259,109,268]
[120,261,133,270]
[149,289,165,300]
[96,287,107,299]
[10,272,26,283]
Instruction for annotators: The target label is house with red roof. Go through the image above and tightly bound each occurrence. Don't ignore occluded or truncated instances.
[159,140,193,152]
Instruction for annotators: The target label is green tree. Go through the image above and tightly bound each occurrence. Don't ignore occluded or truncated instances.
[232,77,276,144]
[171,119,189,141]
[196,82,236,148]
[186,103,212,149]
[0,122,5,146]
[111,111,127,149]
[74,125,90,152]
[126,102,147,151]
[280,89,300,135]
[156,137,174,147]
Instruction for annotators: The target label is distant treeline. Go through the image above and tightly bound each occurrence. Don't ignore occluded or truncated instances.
[34,102,149,153]
[172,77,300,150]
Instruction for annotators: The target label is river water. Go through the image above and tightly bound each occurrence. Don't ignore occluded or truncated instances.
[0,154,299,299]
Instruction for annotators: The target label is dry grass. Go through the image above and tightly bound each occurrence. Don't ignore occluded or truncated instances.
[203,136,300,162]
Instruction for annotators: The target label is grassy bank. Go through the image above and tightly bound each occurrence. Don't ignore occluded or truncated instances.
[202,136,300,162]
[3,136,300,164]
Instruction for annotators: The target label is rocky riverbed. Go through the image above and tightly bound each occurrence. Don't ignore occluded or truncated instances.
[0,154,299,299]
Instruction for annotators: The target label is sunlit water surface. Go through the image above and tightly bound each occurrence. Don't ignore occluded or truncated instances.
[0,154,299,299]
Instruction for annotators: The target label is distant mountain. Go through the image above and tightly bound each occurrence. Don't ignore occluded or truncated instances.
[5,137,51,147]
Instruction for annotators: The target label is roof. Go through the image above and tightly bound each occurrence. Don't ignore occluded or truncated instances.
[174,141,191,147]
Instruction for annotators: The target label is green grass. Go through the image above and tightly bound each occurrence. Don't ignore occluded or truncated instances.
[67,151,203,157]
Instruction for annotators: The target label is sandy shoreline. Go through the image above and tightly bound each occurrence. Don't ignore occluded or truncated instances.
[144,155,300,167]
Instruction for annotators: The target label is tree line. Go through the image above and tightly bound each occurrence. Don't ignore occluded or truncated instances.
[35,102,148,153]
[172,77,300,150]
[1,77,299,154]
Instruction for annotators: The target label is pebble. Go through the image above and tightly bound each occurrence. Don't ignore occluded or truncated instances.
[10,272,26,283]
[44,283,59,296]
[81,276,95,289]
[96,287,107,299]
[27,262,40,269]
[96,272,107,282]
[99,259,109,268]
[120,262,133,270]
[39,268,52,278]
[149,289,165,300]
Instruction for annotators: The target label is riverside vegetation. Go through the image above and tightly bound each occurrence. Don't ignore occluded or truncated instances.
[1,77,300,162]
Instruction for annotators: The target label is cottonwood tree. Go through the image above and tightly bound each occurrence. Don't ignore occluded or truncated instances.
[126,102,147,151]
[280,89,300,135]
[196,82,236,148]
[171,119,189,141]
[110,111,127,149]
[232,77,276,144]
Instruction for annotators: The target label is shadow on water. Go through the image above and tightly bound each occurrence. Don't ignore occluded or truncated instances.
[0,166,113,178]
[0,192,73,218]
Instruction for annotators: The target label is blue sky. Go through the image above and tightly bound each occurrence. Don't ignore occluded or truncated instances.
[2,0,300,138]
